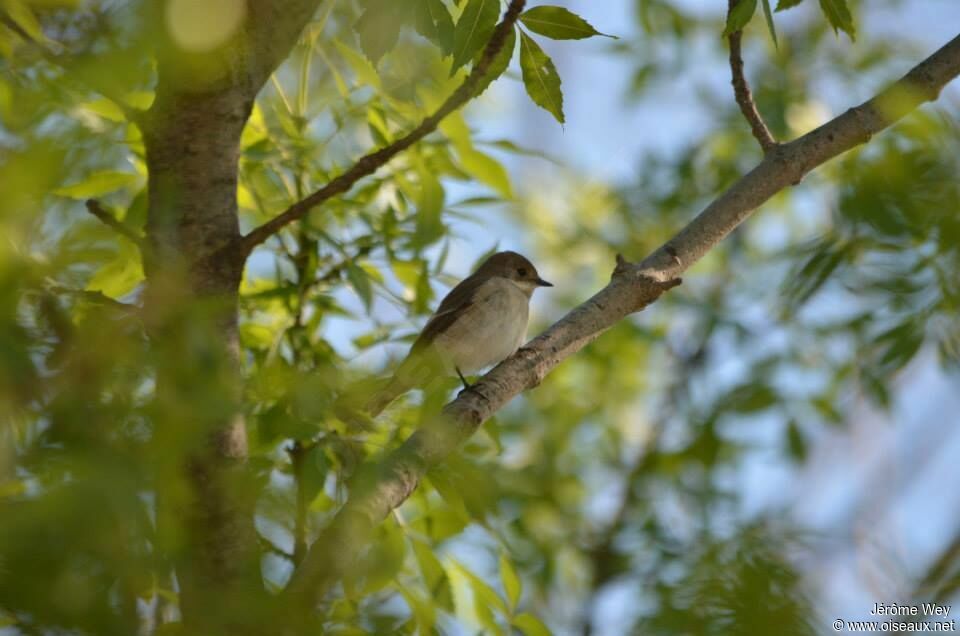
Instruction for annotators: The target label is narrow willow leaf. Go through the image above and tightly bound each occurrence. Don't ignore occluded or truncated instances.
[3,0,45,43]
[513,613,551,636]
[519,6,613,40]
[473,26,516,97]
[457,147,512,198]
[333,39,381,90]
[761,0,778,47]
[519,32,564,124]
[499,553,522,610]
[819,0,855,39]
[723,0,757,36]
[775,0,805,9]
[346,263,373,313]
[54,171,139,199]
[451,0,499,75]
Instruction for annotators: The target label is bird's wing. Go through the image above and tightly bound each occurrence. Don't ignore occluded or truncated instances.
[408,273,488,355]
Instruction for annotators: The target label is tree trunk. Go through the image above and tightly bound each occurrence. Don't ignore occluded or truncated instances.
[134,3,323,628]
[142,83,259,630]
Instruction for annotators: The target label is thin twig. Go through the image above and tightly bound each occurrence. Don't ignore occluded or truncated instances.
[727,0,777,153]
[239,0,528,254]
[84,199,147,251]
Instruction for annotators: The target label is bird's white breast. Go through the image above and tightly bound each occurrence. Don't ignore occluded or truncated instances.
[432,277,530,374]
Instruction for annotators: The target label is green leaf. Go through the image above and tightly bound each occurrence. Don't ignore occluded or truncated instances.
[346,263,373,313]
[473,26,516,97]
[760,0,778,47]
[519,6,613,40]
[54,171,140,199]
[354,0,406,65]
[786,419,807,462]
[3,0,45,43]
[518,31,564,124]
[412,539,452,608]
[513,612,551,636]
[86,238,144,299]
[454,560,508,616]
[818,0,855,39]
[333,39,382,90]
[775,0,805,9]
[451,0,499,75]
[724,383,778,413]
[415,0,455,55]
[499,552,522,610]
[723,0,757,36]
[413,169,445,247]
[399,588,436,635]
[457,147,512,198]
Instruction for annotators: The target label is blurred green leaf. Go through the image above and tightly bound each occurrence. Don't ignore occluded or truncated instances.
[724,383,779,413]
[819,0,855,39]
[457,146,512,198]
[54,171,139,199]
[85,238,143,299]
[499,552,521,610]
[474,26,516,97]
[346,263,374,312]
[761,0,778,47]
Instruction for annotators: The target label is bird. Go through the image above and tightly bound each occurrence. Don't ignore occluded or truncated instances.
[364,251,552,417]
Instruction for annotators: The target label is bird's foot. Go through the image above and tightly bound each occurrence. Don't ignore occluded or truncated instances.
[456,366,472,391]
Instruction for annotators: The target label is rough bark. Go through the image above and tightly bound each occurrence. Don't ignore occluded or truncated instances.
[286,32,960,607]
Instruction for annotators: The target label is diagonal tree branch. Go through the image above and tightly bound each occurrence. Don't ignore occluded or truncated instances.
[285,32,960,609]
[727,0,778,153]
[238,0,527,255]
[84,199,147,251]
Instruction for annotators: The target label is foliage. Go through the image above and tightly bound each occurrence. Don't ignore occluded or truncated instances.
[0,0,957,634]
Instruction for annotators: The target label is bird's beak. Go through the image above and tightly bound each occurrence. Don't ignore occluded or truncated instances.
[535,277,553,287]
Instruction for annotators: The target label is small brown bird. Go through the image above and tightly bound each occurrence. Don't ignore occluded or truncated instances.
[366,251,552,416]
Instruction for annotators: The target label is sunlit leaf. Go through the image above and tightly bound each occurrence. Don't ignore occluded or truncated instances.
[415,0,455,55]
[54,171,140,199]
[451,0,499,75]
[457,146,512,198]
[346,263,374,312]
[519,6,613,40]
[499,552,521,610]
[513,612,551,636]
[85,238,143,299]
[518,31,564,124]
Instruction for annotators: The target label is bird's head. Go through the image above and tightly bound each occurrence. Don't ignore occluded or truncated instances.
[477,251,553,294]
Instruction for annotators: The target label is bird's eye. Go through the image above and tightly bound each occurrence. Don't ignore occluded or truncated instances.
[517,267,528,277]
